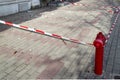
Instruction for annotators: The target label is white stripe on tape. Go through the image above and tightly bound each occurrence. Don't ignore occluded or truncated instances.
[62,37,70,41]
[0,20,5,24]
[12,24,20,28]
[28,28,35,31]
[80,41,86,45]
[45,32,52,36]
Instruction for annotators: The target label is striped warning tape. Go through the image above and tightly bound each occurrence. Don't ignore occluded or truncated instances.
[70,2,116,13]
[88,6,117,24]
[0,20,93,46]
[105,10,120,43]
[71,2,89,7]
[114,6,120,13]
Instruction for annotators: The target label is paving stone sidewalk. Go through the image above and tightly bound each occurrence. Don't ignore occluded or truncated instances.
[0,0,117,79]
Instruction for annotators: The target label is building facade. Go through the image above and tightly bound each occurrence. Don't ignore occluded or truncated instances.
[0,0,40,16]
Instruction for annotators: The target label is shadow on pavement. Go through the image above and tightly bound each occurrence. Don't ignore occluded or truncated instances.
[0,24,11,32]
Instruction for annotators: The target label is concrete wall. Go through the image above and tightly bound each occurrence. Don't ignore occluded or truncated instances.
[0,0,40,16]
[0,3,19,16]
[31,0,40,7]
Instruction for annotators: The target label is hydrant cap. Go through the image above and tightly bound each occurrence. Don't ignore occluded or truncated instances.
[94,39,103,48]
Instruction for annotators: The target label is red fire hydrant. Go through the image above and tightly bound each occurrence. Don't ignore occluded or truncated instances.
[93,32,106,75]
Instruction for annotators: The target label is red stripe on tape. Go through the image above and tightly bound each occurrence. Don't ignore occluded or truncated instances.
[36,29,45,34]
[5,22,13,26]
[20,26,28,29]
[52,34,62,39]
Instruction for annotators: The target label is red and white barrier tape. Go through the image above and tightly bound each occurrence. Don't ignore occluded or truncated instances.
[0,20,93,45]
[70,2,117,13]
[105,11,120,43]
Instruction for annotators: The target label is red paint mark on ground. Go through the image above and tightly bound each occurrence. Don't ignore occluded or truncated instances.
[35,56,50,67]
[90,13,102,24]
[108,10,113,14]
[37,61,64,79]
[80,27,91,38]
[23,52,33,64]
[0,46,15,57]
[35,57,46,67]
[16,51,28,61]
